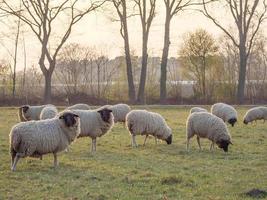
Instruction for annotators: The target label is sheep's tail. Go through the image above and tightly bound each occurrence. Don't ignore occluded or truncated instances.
[126,118,134,135]
[18,107,26,122]
[10,131,21,154]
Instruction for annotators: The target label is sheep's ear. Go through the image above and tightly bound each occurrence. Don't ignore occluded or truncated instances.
[59,115,64,119]
[73,114,79,118]
[229,141,233,145]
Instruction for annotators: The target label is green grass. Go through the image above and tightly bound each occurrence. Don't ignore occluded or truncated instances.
[0,106,266,200]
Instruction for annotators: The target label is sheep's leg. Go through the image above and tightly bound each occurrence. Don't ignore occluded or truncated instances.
[143,135,148,146]
[91,138,96,152]
[210,142,214,151]
[186,138,190,151]
[10,148,16,167]
[11,153,24,171]
[53,153,58,168]
[154,137,158,145]
[197,136,202,150]
[131,135,137,148]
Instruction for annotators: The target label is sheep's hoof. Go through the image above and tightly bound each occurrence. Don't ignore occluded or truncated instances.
[11,167,16,172]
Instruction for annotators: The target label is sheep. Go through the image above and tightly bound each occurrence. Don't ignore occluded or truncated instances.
[190,107,208,114]
[18,107,27,122]
[126,110,172,147]
[243,106,267,125]
[19,105,47,121]
[211,103,238,127]
[72,107,114,152]
[67,103,91,110]
[9,111,80,171]
[108,104,131,123]
[186,112,232,152]
[40,104,58,120]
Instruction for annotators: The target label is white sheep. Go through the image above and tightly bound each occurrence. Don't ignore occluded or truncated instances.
[67,103,91,110]
[19,105,47,121]
[72,108,114,152]
[126,110,172,147]
[108,104,131,123]
[9,111,80,171]
[243,106,267,124]
[186,112,232,152]
[211,103,238,127]
[190,107,208,114]
[40,104,58,120]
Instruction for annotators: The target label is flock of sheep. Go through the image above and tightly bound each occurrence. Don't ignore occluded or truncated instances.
[9,103,267,171]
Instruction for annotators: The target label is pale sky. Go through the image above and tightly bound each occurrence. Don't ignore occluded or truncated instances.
[1,1,267,71]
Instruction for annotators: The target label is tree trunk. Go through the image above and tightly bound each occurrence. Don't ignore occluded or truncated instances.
[44,71,52,103]
[123,22,136,102]
[160,12,171,104]
[137,33,149,104]
[237,45,247,104]
[121,1,136,103]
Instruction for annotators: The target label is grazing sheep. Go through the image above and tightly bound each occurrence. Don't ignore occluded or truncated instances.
[243,106,267,124]
[126,110,172,147]
[72,108,114,152]
[190,107,208,114]
[211,103,238,127]
[109,104,131,123]
[186,112,232,152]
[9,111,80,171]
[67,103,91,110]
[40,105,58,120]
[19,105,47,121]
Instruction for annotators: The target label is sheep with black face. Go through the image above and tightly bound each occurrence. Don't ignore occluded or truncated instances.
[72,108,114,152]
[243,106,267,125]
[126,110,172,147]
[211,103,238,127]
[186,112,232,152]
[18,105,47,121]
[9,111,80,171]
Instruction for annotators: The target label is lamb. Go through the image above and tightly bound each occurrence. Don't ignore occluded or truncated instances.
[40,105,58,120]
[243,106,267,124]
[190,107,208,114]
[67,103,91,110]
[211,103,238,127]
[19,105,47,121]
[72,108,114,152]
[186,112,232,152]
[126,110,172,147]
[9,111,80,171]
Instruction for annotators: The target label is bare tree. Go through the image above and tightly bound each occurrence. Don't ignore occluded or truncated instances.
[160,0,199,103]
[0,0,106,103]
[111,0,136,102]
[202,0,267,103]
[134,0,156,103]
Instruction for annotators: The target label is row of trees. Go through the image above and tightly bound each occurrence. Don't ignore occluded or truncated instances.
[0,0,266,104]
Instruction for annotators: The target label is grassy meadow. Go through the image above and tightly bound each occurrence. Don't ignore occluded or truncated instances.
[0,106,266,200]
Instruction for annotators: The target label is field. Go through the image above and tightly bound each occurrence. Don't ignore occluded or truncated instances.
[0,106,266,200]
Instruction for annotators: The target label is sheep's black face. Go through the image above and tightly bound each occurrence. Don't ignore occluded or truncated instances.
[21,105,29,113]
[165,135,172,145]
[228,118,237,127]
[98,108,112,123]
[60,112,79,127]
[216,139,231,152]
[243,119,248,125]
